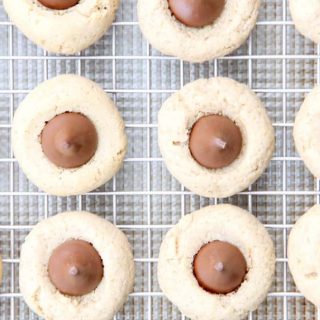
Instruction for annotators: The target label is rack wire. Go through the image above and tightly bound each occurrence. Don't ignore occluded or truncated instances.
[0,0,319,319]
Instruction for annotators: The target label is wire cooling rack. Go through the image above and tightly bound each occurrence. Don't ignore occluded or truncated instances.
[1,0,320,319]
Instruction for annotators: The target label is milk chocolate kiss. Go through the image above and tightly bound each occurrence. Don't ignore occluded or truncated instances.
[41,112,98,169]
[168,0,225,28]
[38,0,79,10]
[193,241,247,294]
[48,239,103,296]
[189,115,242,169]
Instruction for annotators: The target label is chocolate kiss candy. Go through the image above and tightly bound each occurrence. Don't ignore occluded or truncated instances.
[189,114,242,169]
[38,0,79,10]
[168,0,225,28]
[41,112,98,169]
[193,241,247,294]
[48,239,104,296]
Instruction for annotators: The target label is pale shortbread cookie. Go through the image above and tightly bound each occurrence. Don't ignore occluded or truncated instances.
[3,0,119,54]
[12,74,127,196]
[288,205,320,306]
[158,204,275,320]
[294,85,320,178]
[137,0,260,63]
[158,77,275,198]
[20,211,135,320]
[290,0,320,43]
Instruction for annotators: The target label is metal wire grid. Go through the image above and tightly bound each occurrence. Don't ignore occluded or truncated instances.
[0,0,319,319]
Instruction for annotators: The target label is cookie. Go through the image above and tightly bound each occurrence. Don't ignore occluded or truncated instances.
[137,0,260,63]
[158,77,275,198]
[289,0,320,43]
[3,0,119,54]
[20,211,135,320]
[293,85,320,178]
[12,74,127,196]
[288,205,320,306]
[158,204,275,320]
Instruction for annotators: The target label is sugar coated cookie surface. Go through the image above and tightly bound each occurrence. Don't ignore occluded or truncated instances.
[138,0,260,62]
[19,211,135,320]
[158,204,275,320]
[294,85,320,178]
[4,0,119,54]
[290,0,320,43]
[288,205,320,306]
[158,77,275,198]
[12,74,127,196]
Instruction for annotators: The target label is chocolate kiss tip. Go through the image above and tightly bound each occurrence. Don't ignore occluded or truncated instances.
[215,138,227,150]
[69,266,79,276]
[214,262,224,272]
